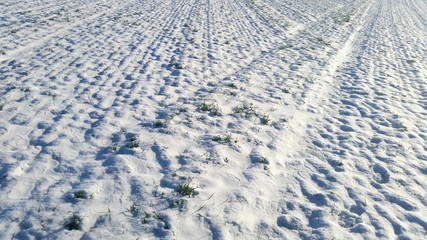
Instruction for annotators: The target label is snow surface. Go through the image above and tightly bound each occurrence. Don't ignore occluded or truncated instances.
[0,0,426,239]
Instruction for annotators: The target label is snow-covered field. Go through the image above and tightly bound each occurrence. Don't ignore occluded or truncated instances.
[0,0,426,239]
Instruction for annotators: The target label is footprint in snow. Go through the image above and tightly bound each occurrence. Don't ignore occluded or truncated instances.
[0,126,8,136]
[277,215,304,230]
[350,201,367,215]
[10,113,30,125]
[372,163,390,184]
[338,210,359,228]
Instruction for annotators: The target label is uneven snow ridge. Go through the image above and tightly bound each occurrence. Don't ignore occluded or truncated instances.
[0,0,426,239]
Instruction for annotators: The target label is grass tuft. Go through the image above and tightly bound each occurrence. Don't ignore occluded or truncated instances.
[178,183,197,197]
[235,103,256,118]
[259,156,268,164]
[170,62,184,69]
[282,87,291,93]
[212,136,222,142]
[261,114,271,125]
[155,120,166,128]
[66,215,82,230]
[129,136,139,148]
[74,191,86,199]
[200,102,220,116]
[129,203,139,216]
[112,143,118,151]
[228,83,237,89]
[212,133,232,144]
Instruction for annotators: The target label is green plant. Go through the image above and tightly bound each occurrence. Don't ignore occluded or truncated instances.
[129,137,139,148]
[259,157,269,170]
[169,199,186,209]
[74,191,86,199]
[143,212,151,223]
[280,115,291,123]
[153,211,169,229]
[200,102,213,111]
[155,120,165,128]
[200,102,220,116]
[129,141,139,148]
[315,37,331,47]
[343,15,350,22]
[19,87,31,92]
[228,83,237,89]
[212,108,220,116]
[66,215,82,230]
[112,143,118,151]
[261,114,271,125]
[235,103,256,118]
[212,133,232,144]
[41,220,47,229]
[153,211,164,221]
[130,203,137,212]
[178,183,197,197]
[334,14,351,24]
[259,157,268,164]
[223,133,232,143]
[129,203,139,216]
[170,62,184,69]
[196,205,207,212]
[212,136,222,142]
[153,185,159,197]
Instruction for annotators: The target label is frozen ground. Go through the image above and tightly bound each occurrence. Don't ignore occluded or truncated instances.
[0,0,426,239]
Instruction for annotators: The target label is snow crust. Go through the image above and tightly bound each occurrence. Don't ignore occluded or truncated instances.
[0,0,426,239]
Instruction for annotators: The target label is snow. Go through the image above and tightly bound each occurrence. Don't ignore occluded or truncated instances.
[0,0,426,239]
